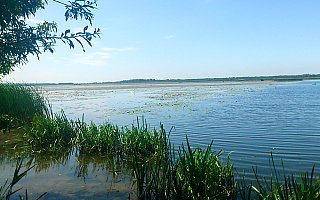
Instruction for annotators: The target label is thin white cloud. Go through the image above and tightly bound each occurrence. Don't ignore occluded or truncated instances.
[94,52,113,59]
[25,18,44,24]
[101,47,140,52]
[65,47,139,66]
[69,52,112,66]
[165,35,176,39]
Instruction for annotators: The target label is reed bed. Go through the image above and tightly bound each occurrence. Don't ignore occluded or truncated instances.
[0,83,48,128]
[121,120,169,156]
[77,118,168,156]
[23,113,169,157]
[24,111,77,152]
[2,83,320,199]
[16,109,320,199]
[76,120,122,154]
[131,137,236,199]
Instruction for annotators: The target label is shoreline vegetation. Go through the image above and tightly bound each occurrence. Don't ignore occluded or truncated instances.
[11,73,320,86]
[1,82,320,199]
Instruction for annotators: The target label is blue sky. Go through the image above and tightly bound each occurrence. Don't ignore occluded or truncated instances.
[4,0,320,83]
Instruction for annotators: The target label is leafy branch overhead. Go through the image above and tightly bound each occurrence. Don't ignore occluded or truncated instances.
[0,0,101,76]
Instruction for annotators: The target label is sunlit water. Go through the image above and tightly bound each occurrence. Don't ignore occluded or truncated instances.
[1,80,320,199]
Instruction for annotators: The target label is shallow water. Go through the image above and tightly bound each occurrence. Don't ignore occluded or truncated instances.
[1,80,320,199]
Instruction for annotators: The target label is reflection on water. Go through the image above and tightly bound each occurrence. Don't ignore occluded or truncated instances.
[1,80,320,199]
[0,148,136,199]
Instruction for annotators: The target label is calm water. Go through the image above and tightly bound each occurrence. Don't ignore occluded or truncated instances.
[1,80,320,199]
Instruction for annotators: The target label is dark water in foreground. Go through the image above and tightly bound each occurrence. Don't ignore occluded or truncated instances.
[1,80,320,199]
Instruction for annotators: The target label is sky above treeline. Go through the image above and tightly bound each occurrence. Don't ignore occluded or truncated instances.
[4,0,320,83]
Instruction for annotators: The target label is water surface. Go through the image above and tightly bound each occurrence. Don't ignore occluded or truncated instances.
[1,80,320,199]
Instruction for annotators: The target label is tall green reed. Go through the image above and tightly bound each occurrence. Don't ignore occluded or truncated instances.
[177,137,235,199]
[238,152,320,199]
[76,117,170,157]
[0,83,48,127]
[121,118,169,157]
[0,158,46,200]
[76,120,121,154]
[24,114,169,157]
[132,136,236,200]
[16,108,320,199]
[24,110,77,152]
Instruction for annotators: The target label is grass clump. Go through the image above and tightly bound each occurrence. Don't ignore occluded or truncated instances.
[238,152,320,200]
[177,139,235,199]
[121,119,169,157]
[0,83,48,128]
[24,111,77,152]
[132,137,236,200]
[76,117,169,157]
[24,114,169,157]
[76,121,122,154]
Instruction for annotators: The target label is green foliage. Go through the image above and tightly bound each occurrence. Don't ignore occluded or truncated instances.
[16,112,320,199]
[24,111,77,152]
[0,83,48,127]
[76,121,122,154]
[0,0,100,76]
[24,114,169,156]
[177,138,235,199]
[121,119,169,157]
[132,137,236,200]
[23,114,236,199]
[238,153,320,200]
[0,114,14,134]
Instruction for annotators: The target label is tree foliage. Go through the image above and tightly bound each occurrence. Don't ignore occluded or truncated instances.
[0,0,100,76]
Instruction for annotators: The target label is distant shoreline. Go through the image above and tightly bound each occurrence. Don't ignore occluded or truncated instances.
[19,73,320,86]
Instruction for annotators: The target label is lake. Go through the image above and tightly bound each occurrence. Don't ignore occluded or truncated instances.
[1,80,320,199]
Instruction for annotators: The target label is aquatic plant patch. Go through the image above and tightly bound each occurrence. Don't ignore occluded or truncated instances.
[0,83,48,125]
[77,121,122,154]
[238,153,320,200]
[24,111,77,152]
[132,137,236,199]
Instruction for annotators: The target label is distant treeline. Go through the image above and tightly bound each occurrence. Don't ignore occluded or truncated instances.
[106,73,320,84]
[15,74,320,86]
